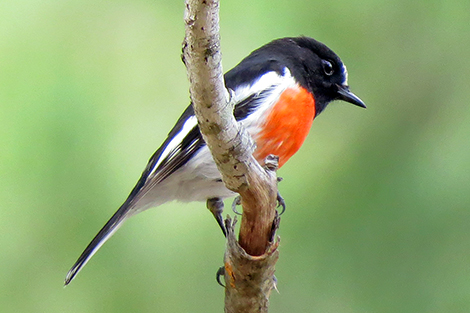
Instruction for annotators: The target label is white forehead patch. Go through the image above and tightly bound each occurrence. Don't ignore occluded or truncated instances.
[342,64,349,85]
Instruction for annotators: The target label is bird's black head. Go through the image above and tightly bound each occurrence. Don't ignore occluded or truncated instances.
[265,37,365,115]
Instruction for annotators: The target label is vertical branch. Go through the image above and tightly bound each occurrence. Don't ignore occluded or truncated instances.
[224,216,280,313]
[223,155,281,313]
[182,0,280,311]
[182,0,252,192]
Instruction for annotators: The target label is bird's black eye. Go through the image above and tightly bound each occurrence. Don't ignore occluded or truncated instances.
[322,60,334,76]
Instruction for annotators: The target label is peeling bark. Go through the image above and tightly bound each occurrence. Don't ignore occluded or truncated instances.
[182,1,280,311]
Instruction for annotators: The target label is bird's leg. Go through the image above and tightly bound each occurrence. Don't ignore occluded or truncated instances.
[206,202,226,287]
[231,196,242,215]
[276,177,286,215]
[206,198,227,237]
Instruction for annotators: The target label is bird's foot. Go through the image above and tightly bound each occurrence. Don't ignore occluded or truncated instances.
[216,266,225,287]
[207,198,227,237]
[276,191,286,215]
[231,196,242,215]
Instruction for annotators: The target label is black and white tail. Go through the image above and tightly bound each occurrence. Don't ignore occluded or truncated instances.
[64,204,130,286]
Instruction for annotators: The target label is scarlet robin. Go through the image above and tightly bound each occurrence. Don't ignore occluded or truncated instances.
[65,36,365,285]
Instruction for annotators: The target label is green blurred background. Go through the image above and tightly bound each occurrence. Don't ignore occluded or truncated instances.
[2,0,470,312]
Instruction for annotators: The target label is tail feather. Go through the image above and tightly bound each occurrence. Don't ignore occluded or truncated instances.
[64,206,130,286]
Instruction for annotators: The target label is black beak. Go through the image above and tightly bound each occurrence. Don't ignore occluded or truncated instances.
[336,84,366,108]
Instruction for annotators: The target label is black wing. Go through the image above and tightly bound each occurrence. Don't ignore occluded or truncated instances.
[65,69,279,285]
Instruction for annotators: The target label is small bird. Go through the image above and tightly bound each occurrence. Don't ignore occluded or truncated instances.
[65,36,365,285]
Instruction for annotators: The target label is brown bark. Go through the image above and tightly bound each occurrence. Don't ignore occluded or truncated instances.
[224,216,280,313]
[182,1,280,311]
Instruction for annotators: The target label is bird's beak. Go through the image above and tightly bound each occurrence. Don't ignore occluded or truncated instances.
[336,84,366,108]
